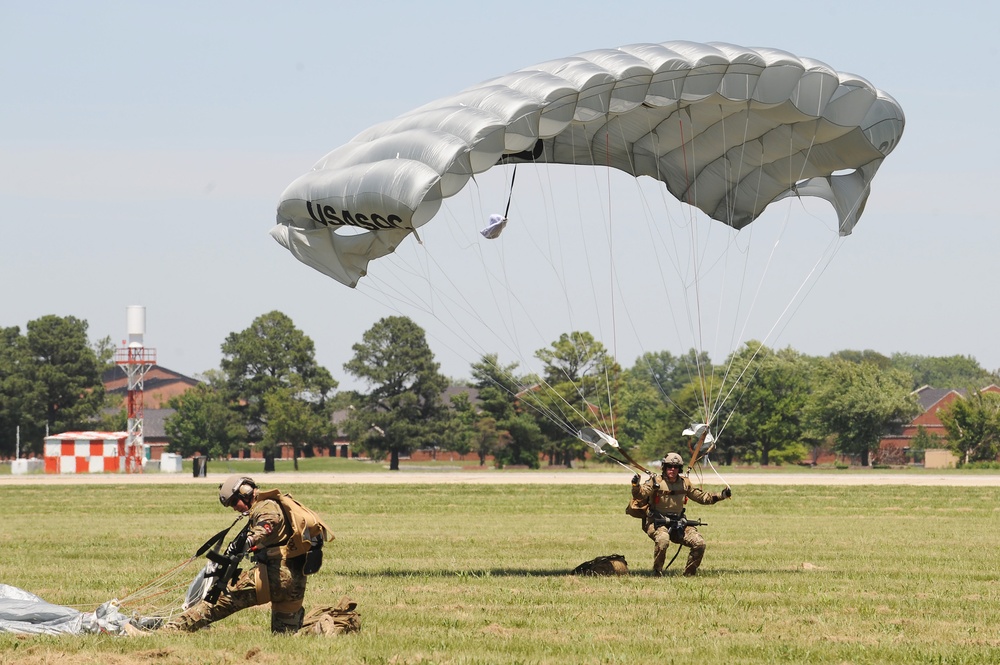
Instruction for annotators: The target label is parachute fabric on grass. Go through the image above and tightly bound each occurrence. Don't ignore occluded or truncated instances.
[271,40,904,287]
[0,584,134,636]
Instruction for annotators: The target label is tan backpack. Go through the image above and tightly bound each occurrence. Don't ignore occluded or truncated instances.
[296,596,361,636]
[256,489,334,561]
[573,554,629,576]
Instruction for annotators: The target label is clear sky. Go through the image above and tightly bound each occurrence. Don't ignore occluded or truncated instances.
[2,1,998,391]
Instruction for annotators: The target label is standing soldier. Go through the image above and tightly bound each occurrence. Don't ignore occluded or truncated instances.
[163,475,331,633]
[631,431,731,577]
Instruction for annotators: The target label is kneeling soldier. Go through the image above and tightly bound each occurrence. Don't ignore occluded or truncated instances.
[164,475,328,633]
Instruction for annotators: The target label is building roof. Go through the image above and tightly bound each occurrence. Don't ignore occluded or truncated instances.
[142,408,175,439]
[102,364,200,387]
[442,384,480,404]
[912,386,962,412]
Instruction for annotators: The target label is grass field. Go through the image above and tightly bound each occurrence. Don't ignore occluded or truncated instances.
[2,481,1000,664]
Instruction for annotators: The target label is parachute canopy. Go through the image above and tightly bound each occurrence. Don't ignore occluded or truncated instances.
[271,40,904,287]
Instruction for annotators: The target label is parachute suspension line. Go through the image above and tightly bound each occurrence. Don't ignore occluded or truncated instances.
[358,190,603,441]
[706,127,833,426]
[620,116,698,424]
[677,113,713,426]
[706,104,760,420]
[605,121,618,439]
[352,182,537,406]
[117,555,197,606]
[514,125,615,439]
[518,118,615,440]
[701,101,763,427]
[114,554,202,620]
[707,216,843,431]
[473,147,621,438]
[615,190,694,423]
[708,175,782,424]
[704,453,731,490]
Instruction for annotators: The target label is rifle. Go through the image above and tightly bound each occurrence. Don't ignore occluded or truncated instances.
[202,522,251,604]
[650,513,706,532]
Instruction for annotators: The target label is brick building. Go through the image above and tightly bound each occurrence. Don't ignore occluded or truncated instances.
[102,365,200,459]
[878,384,1000,463]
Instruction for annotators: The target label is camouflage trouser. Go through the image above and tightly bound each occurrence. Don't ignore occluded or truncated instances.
[645,522,706,576]
[164,555,308,633]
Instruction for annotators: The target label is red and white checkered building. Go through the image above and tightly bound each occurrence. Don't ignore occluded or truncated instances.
[43,431,128,474]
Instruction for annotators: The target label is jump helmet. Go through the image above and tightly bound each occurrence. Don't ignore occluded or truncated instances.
[661,452,684,468]
[219,475,257,508]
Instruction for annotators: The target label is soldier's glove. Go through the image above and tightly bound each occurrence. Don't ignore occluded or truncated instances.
[721,487,732,500]
[631,474,640,485]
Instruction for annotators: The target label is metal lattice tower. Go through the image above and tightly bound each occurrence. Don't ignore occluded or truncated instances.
[115,306,156,473]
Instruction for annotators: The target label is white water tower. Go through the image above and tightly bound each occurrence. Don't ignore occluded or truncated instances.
[115,306,156,473]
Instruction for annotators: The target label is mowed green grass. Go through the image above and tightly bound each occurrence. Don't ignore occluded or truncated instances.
[2,482,1000,664]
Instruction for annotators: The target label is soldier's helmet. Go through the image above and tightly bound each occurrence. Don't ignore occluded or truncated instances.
[661,452,684,468]
[219,475,257,508]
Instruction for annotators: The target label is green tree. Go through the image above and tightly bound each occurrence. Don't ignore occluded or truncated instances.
[723,344,810,466]
[0,326,32,457]
[438,391,478,460]
[3,316,113,455]
[263,381,334,469]
[638,375,712,463]
[530,331,618,467]
[470,354,544,468]
[891,353,998,391]
[628,348,713,402]
[470,354,520,423]
[938,389,1000,464]
[221,311,337,451]
[471,416,507,467]
[908,425,942,464]
[165,380,245,458]
[610,369,672,465]
[499,413,546,468]
[809,357,919,466]
[342,316,449,470]
[830,349,893,370]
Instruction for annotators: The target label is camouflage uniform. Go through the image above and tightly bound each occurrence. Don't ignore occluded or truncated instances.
[632,474,726,576]
[164,493,309,633]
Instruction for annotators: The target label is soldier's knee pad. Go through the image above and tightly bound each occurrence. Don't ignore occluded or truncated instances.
[271,607,305,634]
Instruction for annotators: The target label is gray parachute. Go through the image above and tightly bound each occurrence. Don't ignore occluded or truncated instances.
[271,40,904,287]
[0,584,134,636]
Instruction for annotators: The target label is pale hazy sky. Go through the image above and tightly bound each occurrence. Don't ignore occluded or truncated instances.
[3,1,998,390]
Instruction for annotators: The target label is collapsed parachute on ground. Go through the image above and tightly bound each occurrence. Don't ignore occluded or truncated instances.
[271,40,904,287]
[0,584,133,636]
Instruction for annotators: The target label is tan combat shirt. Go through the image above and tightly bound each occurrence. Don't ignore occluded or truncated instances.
[633,475,722,517]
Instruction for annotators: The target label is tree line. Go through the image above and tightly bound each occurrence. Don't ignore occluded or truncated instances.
[3,312,1000,468]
